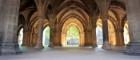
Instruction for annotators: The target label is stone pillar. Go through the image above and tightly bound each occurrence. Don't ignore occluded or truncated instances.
[0,0,21,55]
[0,0,3,55]
[92,26,97,47]
[34,0,49,49]
[125,0,140,55]
[22,24,29,47]
[0,32,2,55]
[35,19,43,49]
[84,25,93,47]
[91,14,98,47]
[101,16,111,49]
[95,0,111,49]
[116,27,125,46]
[54,23,61,47]
[48,17,56,47]
[49,27,55,47]
[28,29,33,47]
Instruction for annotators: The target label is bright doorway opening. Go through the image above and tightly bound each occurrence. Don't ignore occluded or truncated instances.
[42,26,50,48]
[96,18,103,48]
[18,28,23,48]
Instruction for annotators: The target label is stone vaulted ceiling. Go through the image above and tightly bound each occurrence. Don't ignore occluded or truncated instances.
[19,0,127,29]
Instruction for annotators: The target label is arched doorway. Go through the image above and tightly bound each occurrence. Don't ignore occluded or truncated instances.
[42,26,50,48]
[66,25,80,47]
[61,17,84,47]
[123,21,130,45]
[18,28,23,48]
[96,18,103,48]
[108,20,116,46]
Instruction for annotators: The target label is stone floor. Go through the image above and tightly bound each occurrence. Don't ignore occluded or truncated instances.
[0,47,140,60]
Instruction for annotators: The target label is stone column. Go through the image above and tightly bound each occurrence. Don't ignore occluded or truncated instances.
[0,0,21,55]
[116,27,125,46]
[49,27,55,47]
[84,25,92,47]
[92,27,97,47]
[35,19,44,48]
[0,32,2,55]
[54,23,61,47]
[125,0,140,55]
[22,24,29,47]
[48,17,56,47]
[0,0,3,55]
[101,16,111,49]
[91,14,98,47]
[95,0,111,49]
[34,0,48,49]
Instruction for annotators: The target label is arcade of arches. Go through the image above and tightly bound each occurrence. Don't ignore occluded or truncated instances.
[0,0,140,55]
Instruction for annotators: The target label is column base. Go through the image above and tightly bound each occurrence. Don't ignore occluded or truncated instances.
[48,42,54,48]
[35,44,44,49]
[111,46,125,51]
[102,42,111,50]
[0,42,22,55]
[52,42,62,47]
[124,42,140,55]
[83,42,94,47]
[83,45,93,47]
[92,44,97,48]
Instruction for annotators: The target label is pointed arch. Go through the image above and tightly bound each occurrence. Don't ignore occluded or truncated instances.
[56,6,89,25]
[61,17,85,47]
[108,19,117,46]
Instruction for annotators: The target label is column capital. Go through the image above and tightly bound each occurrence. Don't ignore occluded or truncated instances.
[100,15,109,21]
